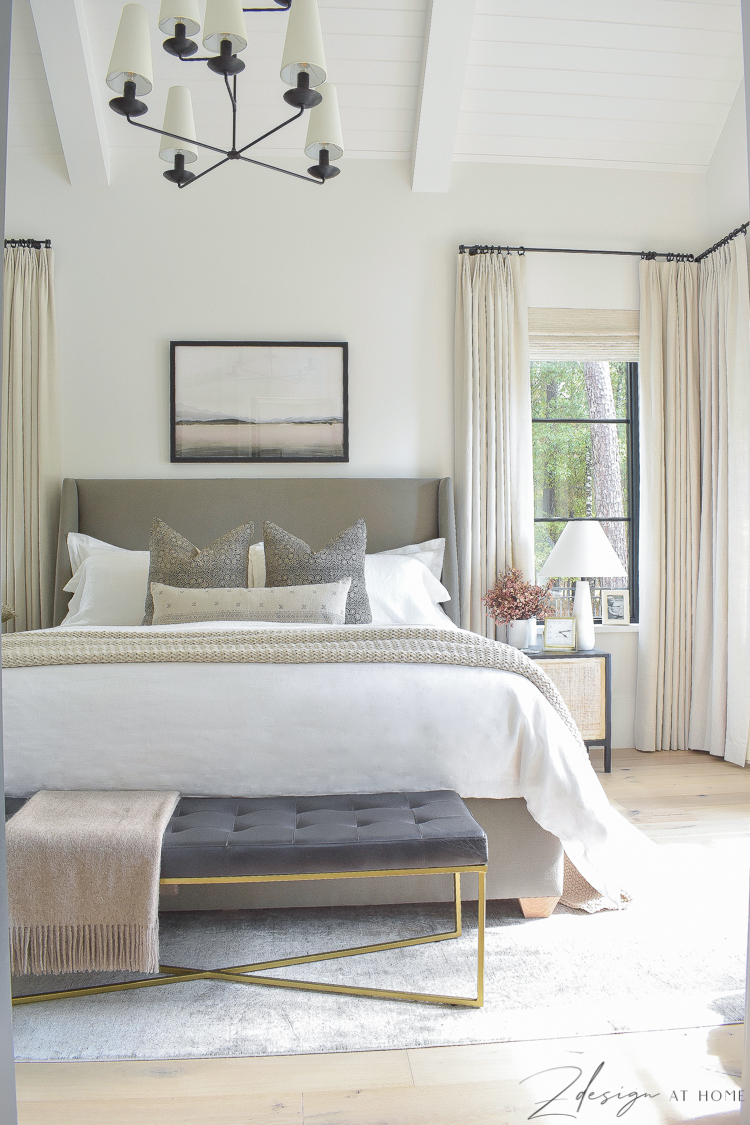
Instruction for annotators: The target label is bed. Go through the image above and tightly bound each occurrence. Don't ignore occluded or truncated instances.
[2,476,636,913]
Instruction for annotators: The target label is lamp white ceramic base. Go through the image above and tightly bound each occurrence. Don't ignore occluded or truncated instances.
[573,579,595,650]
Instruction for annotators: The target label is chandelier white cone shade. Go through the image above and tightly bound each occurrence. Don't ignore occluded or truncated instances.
[280,0,327,87]
[304,83,344,160]
[538,521,627,651]
[107,4,153,95]
[158,0,201,36]
[159,87,198,163]
[202,0,248,53]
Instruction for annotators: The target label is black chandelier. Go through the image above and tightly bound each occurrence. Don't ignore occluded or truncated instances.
[106,1,343,188]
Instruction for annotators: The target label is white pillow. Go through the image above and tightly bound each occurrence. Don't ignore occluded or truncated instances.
[61,551,151,627]
[247,538,446,588]
[248,541,266,587]
[247,541,452,626]
[365,554,451,627]
[67,532,128,573]
[65,532,255,616]
[380,537,445,580]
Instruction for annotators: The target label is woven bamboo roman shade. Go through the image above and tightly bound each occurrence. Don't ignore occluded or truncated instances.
[528,308,639,360]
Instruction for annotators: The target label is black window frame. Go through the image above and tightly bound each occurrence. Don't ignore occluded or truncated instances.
[531,359,639,623]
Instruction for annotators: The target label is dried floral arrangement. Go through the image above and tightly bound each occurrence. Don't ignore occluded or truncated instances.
[483,567,556,624]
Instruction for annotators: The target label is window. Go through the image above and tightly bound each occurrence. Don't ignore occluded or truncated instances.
[531,360,639,622]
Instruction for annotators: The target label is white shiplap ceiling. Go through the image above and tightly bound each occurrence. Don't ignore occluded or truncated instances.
[460,0,743,172]
[7,0,744,190]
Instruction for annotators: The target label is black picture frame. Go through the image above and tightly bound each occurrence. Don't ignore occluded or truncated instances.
[170,341,349,464]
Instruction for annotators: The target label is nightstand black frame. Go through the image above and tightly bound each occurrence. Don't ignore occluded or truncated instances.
[523,648,612,773]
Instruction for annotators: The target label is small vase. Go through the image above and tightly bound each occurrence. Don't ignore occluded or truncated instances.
[507,618,536,649]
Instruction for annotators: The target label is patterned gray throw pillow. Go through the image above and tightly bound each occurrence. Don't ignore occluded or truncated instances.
[263,519,371,625]
[142,519,255,625]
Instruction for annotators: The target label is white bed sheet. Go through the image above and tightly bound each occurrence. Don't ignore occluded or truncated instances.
[2,621,643,906]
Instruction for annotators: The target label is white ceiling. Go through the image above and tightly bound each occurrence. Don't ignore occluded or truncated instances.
[7,0,745,189]
[459,0,743,172]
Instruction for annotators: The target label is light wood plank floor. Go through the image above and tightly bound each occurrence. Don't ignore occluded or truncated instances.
[13,747,749,1124]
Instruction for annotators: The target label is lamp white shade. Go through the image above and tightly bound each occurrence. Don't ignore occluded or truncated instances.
[280,0,327,87]
[158,0,201,36]
[107,3,153,95]
[159,87,198,163]
[538,520,627,579]
[304,83,343,160]
[202,0,247,53]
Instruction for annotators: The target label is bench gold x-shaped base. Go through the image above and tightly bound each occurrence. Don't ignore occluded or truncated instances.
[13,866,487,1008]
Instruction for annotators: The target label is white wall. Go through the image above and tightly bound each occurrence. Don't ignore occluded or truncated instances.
[5,152,707,485]
[705,81,749,245]
[4,150,712,748]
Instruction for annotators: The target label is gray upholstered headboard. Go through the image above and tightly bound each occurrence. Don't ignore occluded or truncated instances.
[53,477,459,627]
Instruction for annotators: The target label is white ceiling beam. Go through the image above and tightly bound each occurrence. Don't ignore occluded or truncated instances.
[411,0,476,193]
[28,0,110,187]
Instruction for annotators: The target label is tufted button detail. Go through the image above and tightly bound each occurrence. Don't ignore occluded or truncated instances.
[158,790,487,880]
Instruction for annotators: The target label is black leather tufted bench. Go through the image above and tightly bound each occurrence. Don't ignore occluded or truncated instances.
[7,790,488,1008]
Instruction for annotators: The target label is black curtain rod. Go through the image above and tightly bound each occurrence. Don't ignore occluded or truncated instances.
[459,221,749,265]
[694,222,749,262]
[4,238,51,249]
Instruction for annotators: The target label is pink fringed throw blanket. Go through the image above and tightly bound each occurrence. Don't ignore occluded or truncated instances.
[7,790,179,975]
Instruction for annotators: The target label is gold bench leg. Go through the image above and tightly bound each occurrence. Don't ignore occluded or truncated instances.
[206,868,485,1008]
[13,866,486,1008]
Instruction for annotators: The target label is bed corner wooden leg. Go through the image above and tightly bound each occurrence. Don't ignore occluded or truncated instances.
[519,896,560,919]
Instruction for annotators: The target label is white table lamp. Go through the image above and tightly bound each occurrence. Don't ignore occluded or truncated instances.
[538,521,627,650]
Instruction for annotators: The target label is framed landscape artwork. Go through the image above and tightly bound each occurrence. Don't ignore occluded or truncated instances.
[170,341,349,463]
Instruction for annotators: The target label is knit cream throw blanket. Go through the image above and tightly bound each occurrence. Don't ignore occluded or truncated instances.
[7,790,180,975]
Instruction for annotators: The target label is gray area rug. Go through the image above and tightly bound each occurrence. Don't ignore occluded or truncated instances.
[11,841,747,1061]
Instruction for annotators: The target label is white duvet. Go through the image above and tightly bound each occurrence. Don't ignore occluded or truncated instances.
[2,621,645,907]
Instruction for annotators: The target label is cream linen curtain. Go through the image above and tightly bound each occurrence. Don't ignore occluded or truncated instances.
[455,251,534,636]
[634,259,701,752]
[688,239,750,765]
[2,245,60,631]
[635,239,750,761]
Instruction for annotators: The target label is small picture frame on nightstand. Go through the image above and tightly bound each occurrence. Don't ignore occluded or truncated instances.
[543,617,576,650]
[601,590,630,625]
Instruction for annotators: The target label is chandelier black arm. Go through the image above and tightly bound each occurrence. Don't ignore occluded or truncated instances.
[223,74,238,150]
[236,106,304,155]
[178,155,232,188]
[238,152,322,184]
[224,74,236,111]
[125,116,228,156]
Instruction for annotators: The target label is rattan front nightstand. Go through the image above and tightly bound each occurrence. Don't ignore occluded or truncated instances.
[523,648,612,773]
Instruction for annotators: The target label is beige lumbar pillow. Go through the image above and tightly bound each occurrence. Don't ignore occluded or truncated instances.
[142,519,255,625]
[150,579,352,626]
